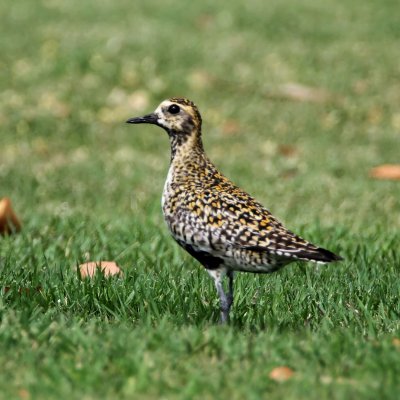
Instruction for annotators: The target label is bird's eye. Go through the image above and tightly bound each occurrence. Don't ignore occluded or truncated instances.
[168,104,180,114]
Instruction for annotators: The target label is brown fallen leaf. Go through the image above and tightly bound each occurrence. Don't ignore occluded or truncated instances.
[278,144,298,158]
[79,261,123,279]
[269,366,294,382]
[369,164,400,181]
[0,197,22,235]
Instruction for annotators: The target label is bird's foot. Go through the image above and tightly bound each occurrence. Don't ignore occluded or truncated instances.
[219,300,231,324]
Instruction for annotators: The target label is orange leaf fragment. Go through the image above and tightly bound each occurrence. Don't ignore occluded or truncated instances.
[269,366,294,382]
[0,197,22,235]
[79,261,123,279]
[369,164,400,181]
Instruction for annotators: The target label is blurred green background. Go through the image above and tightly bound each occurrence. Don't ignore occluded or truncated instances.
[0,0,399,398]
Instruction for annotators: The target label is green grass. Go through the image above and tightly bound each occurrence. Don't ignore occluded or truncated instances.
[1,0,400,398]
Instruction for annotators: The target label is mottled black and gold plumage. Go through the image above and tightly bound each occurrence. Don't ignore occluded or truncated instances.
[127,98,342,323]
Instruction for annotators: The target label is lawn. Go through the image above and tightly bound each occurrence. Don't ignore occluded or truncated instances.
[1,0,399,398]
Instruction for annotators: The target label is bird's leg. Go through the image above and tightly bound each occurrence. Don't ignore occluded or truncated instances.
[226,270,234,312]
[207,268,231,324]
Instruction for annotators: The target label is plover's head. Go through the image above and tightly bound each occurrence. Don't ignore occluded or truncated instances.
[126,97,202,136]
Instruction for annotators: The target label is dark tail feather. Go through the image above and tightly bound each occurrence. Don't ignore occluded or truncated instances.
[298,247,343,263]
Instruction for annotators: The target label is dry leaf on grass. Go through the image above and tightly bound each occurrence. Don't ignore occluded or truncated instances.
[79,261,123,279]
[278,144,298,158]
[0,197,22,235]
[269,366,294,382]
[369,164,400,180]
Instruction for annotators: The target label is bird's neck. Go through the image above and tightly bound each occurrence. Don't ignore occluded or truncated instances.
[168,131,205,164]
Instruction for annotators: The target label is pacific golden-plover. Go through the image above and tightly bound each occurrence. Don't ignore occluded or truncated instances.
[127,98,343,323]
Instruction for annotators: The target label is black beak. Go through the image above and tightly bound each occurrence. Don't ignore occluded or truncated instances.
[126,113,158,125]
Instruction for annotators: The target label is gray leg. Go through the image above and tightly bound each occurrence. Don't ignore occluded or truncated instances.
[227,270,234,312]
[207,268,233,324]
